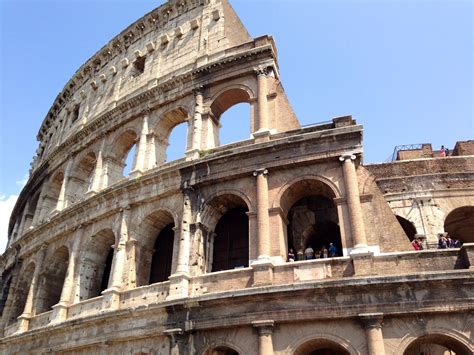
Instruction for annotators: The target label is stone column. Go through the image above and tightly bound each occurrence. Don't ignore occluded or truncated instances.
[102,207,129,309]
[253,169,270,260]
[339,154,367,250]
[255,67,269,133]
[55,158,74,212]
[187,89,203,160]
[164,328,184,355]
[131,113,149,177]
[253,320,274,355]
[360,313,385,355]
[167,190,192,300]
[146,133,157,170]
[125,238,138,289]
[0,258,22,335]
[88,144,104,194]
[50,227,83,324]
[17,244,48,333]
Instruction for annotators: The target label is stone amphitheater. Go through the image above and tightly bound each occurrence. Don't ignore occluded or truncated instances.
[0,0,473,354]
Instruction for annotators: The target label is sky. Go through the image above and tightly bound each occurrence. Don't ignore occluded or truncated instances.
[0,0,473,252]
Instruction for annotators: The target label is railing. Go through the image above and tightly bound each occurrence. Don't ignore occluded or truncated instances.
[391,143,424,161]
[28,310,52,329]
[120,281,170,309]
[67,296,104,321]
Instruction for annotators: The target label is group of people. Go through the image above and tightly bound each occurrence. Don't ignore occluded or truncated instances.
[288,243,338,262]
[411,237,424,250]
[438,234,462,249]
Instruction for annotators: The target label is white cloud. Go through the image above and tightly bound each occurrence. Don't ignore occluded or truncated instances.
[0,195,18,253]
[15,174,29,188]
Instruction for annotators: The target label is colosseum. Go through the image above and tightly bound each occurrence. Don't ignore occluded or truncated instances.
[0,0,473,354]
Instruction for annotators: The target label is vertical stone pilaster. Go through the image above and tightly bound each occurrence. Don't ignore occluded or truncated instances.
[252,320,274,355]
[88,143,104,194]
[187,88,204,160]
[50,227,83,324]
[255,67,269,133]
[17,244,48,333]
[102,207,130,309]
[164,328,185,355]
[125,238,138,289]
[55,158,74,212]
[146,133,157,170]
[253,169,270,260]
[360,313,385,355]
[167,189,192,300]
[339,154,368,250]
[131,113,149,177]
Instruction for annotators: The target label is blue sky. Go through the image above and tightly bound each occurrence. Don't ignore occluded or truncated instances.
[0,0,473,250]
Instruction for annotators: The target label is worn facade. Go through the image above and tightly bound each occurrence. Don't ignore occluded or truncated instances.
[0,0,473,354]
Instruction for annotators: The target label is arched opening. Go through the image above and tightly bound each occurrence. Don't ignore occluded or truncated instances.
[294,339,350,355]
[79,229,115,300]
[404,334,471,355]
[219,103,251,146]
[109,130,138,183]
[204,346,239,355]
[0,269,13,317]
[166,121,188,162]
[35,246,69,314]
[40,171,64,218]
[202,194,250,272]
[444,206,474,243]
[135,210,176,287]
[282,180,341,260]
[149,223,175,284]
[154,108,189,165]
[8,263,35,325]
[396,215,417,242]
[22,189,41,231]
[213,208,249,271]
[211,88,252,147]
[69,152,96,204]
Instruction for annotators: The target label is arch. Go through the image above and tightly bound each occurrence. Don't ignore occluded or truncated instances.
[135,210,176,286]
[8,262,35,325]
[201,193,250,272]
[35,246,69,314]
[444,206,474,243]
[289,333,357,355]
[273,175,341,216]
[0,269,13,317]
[41,170,64,218]
[198,341,245,355]
[203,346,239,355]
[107,129,139,182]
[210,85,254,120]
[68,151,97,204]
[78,229,115,300]
[402,333,472,355]
[396,215,418,242]
[153,107,190,165]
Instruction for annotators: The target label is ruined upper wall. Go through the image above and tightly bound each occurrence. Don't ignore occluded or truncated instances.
[34,0,251,170]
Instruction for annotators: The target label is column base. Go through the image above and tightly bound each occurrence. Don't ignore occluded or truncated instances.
[129,169,144,179]
[50,302,69,324]
[16,313,32,333]
[251,259,274,287]
[351,251,375,276]
[166,273,191,301]
[252,129,272,143]
[185,149,200,161]
[101,287,121,310]
[85,189,98,198]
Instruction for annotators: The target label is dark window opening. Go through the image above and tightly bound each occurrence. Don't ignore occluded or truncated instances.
[71,105,80,124]
[0,275,12,317]
[396,215,417,241]
[212,208,249,272]
[132,56,146,77]
[149,223,175,284]
[99,248,114,293]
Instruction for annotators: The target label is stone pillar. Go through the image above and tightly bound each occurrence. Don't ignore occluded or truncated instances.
[187,89,204,160]
[88,145,104,194]
[253,169,270,260]
[55,158,74,212]
[252,320,274,355]
[164,328,184,355]
[167,190,192,300]
[131,114,149,177]
[360,313,385,355]
[102,208,129,309]
[0,258,22,335]
[339,154,367,250]
[17,244,48,333]
[146,133,157,170]
[31,183,48,226]
[255,67,269,133]
[50,227,83,324]
[125,238,138,289]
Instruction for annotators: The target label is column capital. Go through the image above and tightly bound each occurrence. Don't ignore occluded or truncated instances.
[252,320,274,335]
[193,85,205,95]
[339,154,357,162]
[254,66,269,77]
[253,168,269,177]
[359,313,384,329]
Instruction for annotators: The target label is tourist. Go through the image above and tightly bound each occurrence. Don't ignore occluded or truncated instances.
[328,243,337,257]
[320,246,328,259]
[297,249,304,261]
[438,234,448,249]
[440,145,446,157]
[446,235,452,248]
[304,245,314,260]
[288,248,295,262]
[411,238,420,251]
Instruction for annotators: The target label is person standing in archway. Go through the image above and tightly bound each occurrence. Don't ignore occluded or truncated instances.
[304,245,314,260]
